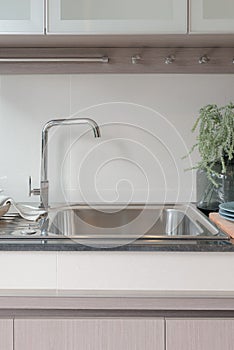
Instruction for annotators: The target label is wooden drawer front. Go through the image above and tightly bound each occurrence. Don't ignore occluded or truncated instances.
[167,318,234,350]
[0,319,13,350]
[15,318,164,350]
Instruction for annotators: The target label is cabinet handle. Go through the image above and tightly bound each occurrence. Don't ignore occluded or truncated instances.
[0,56,109,63]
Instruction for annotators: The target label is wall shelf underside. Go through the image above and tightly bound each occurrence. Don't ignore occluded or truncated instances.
[0,34,234,48]
[0,47,234,74]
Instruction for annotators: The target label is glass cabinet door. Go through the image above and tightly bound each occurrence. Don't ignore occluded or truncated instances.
[0,0,44,33]
[47,0,187,34]
[190,0,234,33]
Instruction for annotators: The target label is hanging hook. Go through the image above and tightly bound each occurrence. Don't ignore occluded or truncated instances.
[199,55,210,64]
[131,54,142,64]
[165,55,175,64]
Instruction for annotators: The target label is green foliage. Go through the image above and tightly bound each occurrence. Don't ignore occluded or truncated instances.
[188,102,234,186]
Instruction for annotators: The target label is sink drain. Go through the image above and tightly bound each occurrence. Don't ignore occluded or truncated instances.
[20,229,37,235]
[10,229,40,237]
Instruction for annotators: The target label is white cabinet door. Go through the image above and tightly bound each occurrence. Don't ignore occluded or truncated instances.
[190,0,234,33]
[0,0,44,34]
[15,318,164,350]
[166,318,234,350]
[47,0,187,34]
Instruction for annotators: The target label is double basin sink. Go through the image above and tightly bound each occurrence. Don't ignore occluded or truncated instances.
[0,203,227,246]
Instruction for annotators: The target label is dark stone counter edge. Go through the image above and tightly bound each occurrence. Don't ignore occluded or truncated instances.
[0,240,233,252]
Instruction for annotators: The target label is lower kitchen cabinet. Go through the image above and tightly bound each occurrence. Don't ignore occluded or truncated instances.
[13,317,234,350]
[14,318,164,350]
[6,290,234,350]
[166,319,234,350]
[0,319,13,350]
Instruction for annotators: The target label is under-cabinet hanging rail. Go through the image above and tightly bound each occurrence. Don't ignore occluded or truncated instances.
[1,47,234,74]
[0,56,109,63]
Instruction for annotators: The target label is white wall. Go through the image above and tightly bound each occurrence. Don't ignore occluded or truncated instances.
[0,74,233,205]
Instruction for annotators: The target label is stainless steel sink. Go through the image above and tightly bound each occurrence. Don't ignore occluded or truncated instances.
[0,204,228,246]
[47,204,227,246]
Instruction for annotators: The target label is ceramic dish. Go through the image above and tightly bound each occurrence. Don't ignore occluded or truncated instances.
[0,203,11,218]
[219,208,234,218]
[219,202,234,213]
[219,212,234,222]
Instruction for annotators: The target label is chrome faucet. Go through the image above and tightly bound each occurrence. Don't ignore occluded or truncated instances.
[29,118,101,209]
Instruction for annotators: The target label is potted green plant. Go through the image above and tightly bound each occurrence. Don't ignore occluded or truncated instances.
[187,103,234,215]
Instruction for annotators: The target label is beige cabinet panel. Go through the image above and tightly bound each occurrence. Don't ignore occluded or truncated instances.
[0,319,13,350]
[190,0,234,33]
[15,318,164,350]
[167,318,234,350]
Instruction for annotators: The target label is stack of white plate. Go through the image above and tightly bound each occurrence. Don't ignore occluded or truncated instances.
[219,202,234,222]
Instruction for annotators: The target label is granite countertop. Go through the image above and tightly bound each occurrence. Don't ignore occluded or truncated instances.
[0,234,233,252]
[0,236,232,252]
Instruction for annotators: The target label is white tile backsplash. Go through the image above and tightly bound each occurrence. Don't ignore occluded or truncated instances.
[0,252,57,289]
[57,251,234,291]
[0,75,70,202]
[0,74,234,203]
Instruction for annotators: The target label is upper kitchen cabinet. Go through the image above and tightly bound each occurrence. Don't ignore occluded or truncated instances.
[190,0,234,33]
[47,0,187,34]
[0,0,44,34]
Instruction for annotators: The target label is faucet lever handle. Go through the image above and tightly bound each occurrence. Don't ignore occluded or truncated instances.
[28,176,40,197]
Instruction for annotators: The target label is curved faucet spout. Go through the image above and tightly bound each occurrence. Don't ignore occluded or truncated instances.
[40,117,101,209]
[42,117,101,138]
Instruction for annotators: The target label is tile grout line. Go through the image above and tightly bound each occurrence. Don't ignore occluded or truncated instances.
[13,318,15,350]
[69,75,72,197]
[69,75,72,116]
[56,251,59,295]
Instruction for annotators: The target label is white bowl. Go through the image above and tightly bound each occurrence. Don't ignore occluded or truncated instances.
[0,203,11,217]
